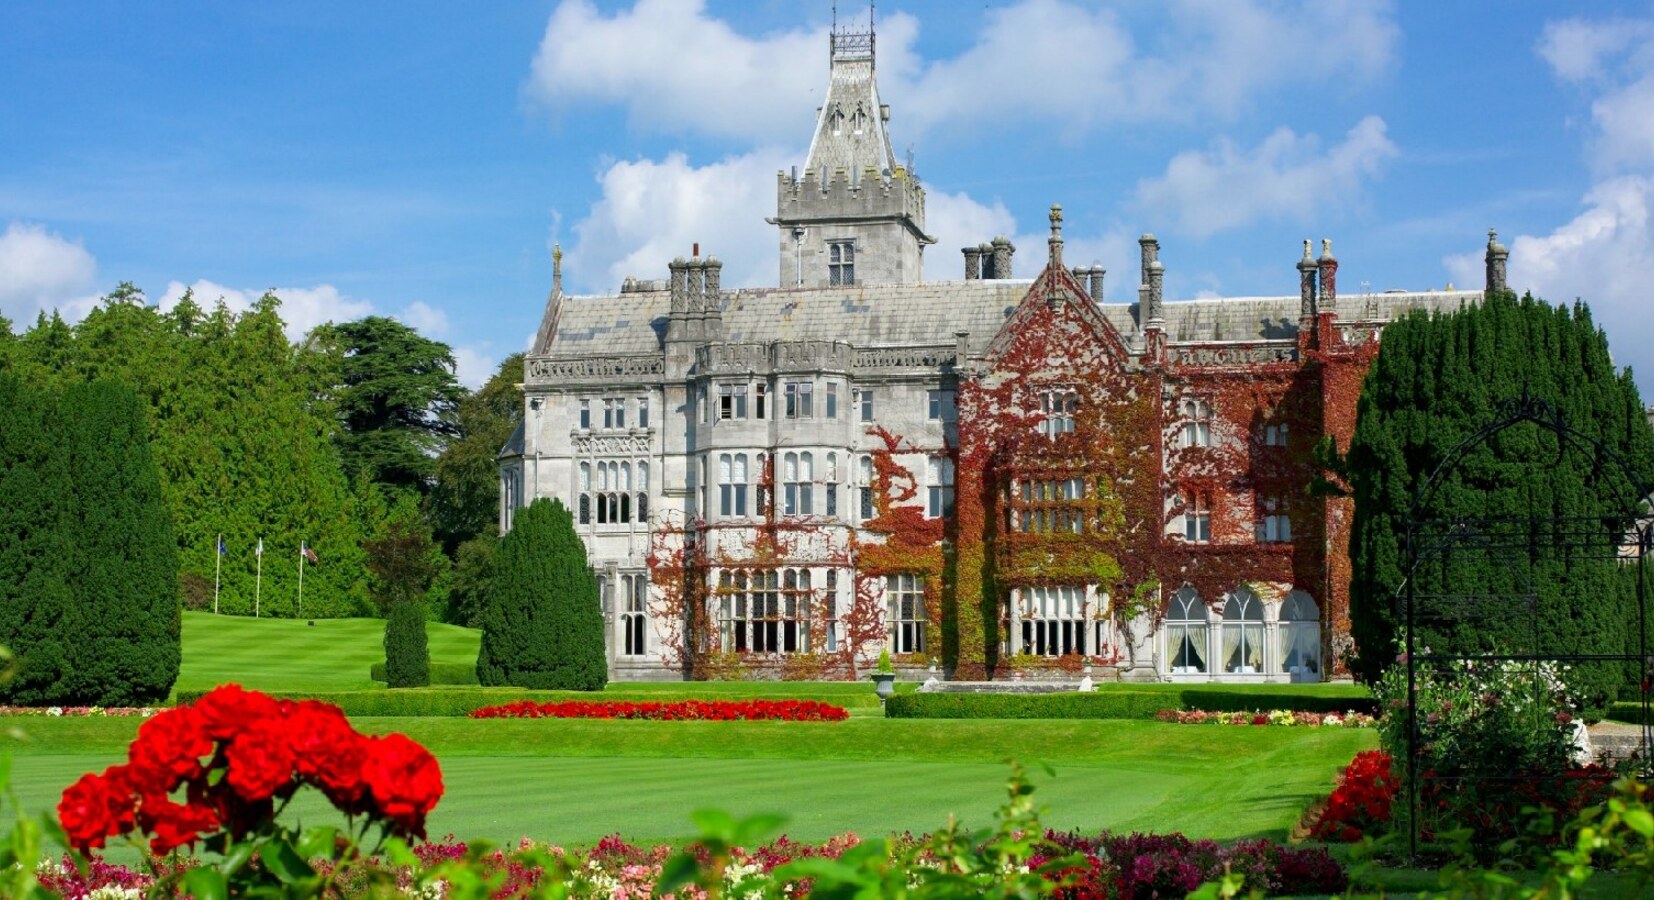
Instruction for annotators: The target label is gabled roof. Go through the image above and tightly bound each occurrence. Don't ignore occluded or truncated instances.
[983,261,1131,365]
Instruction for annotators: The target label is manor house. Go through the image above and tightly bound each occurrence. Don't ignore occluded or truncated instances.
[500,24,1501,682]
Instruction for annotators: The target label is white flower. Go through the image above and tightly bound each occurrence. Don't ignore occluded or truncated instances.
[46,707,62,717]
[86,887,142,900]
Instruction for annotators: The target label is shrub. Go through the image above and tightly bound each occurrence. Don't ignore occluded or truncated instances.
[884,691,1178,719]
[477,498,606,691]
[468,698,849,721]
[370,661,478,685]
[383,601,431,688]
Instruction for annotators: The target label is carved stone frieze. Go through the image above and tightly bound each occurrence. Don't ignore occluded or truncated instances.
[571,433,653,455]
[852,345,957,370]
[528,355,665,381]
[773,340,854,371]
[1171,345,1298,367]
[697,342,770,373]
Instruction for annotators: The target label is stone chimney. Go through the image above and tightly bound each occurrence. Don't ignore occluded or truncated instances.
[1316,239,1338,313]
[1139,235,1164,326]
[1088,266,1105,302]
[963,245,982,280]
[1047,204,1064,268]
[1297,239,1318,320]
[668,257,688,314]
[702,257,724,339]
[1485,229,1508,294]
[552,243,563,296]
[990,236,1014,279]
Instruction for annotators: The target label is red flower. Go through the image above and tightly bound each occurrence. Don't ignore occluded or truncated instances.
[362,733,443,838]
[58,766,137,853]
[190,683,282,741]
[225,716,298,802]
[127,707,214,794]
[287,701,370,810]
[137,792,220,855]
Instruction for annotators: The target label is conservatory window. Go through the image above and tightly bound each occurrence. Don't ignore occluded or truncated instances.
[1020,585,1086,657]
[1221,589,1265,674]
[1166,588,1208,674]
[887,574,925,653]
[1181,399,1212,448]
[1279,591,1321,677]
[621,573,647,656]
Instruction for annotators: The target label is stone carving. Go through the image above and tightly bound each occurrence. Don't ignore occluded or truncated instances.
[853,346,957,370]
[1172,346,1298,367]
[774,340,853,370]
[530,355,665,380]
[698,343,770,373]
[572,433,652,455]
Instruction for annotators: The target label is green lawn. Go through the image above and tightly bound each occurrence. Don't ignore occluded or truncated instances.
[5,612,1376,861]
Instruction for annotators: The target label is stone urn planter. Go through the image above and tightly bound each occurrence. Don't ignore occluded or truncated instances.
[870,672,897,704]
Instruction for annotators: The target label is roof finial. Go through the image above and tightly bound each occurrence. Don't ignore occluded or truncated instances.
[1047,203,1064,267]
[552,243,563,295]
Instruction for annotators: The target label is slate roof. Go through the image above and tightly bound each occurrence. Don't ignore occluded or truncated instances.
[541,281,1482,355]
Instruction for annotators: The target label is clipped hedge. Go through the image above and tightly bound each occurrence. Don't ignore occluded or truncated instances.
[1607,701,1651,724]
[175,689,522,717]
[884,688,1377,720]
[370,661,480,686]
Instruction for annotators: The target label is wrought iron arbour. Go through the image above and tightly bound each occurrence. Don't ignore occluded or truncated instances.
[1400,392,1654,859]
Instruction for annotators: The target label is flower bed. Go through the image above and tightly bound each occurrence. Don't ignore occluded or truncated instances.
[468,698,850,722]
[0,706,157,717]
[1310,749,1397,842]
[41,827,1343,898]
[1155,708,1376,727]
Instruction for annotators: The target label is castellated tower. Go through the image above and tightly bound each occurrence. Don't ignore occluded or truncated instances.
[769,20,934,288]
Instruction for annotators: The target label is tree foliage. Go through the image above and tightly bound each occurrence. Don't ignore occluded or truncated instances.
[363,494,448,615]
[1347,291,1654,708]
[430,353,523,550]
[477,498,607,691]
[321,316,464,496]
[0,376,180,705]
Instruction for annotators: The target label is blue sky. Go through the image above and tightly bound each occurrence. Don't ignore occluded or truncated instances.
[3,1,1653,388]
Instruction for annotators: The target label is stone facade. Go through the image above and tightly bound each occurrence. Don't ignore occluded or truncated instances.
[501,23,1502,683]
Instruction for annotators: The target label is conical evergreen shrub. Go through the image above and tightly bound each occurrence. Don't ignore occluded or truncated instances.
[477,498,607,690]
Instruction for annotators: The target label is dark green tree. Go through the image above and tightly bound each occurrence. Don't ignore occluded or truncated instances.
[0,375,74,703]
[441,533,497,628]
[383,598,430,688]
[429,353,524,550]
[363,494,448,614]
[477,498,607,690]
[1347,292,1654,709]
[322,316,464,495]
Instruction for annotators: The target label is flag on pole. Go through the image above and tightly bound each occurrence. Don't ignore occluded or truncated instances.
[256,538,264,558]
[302,542,318,566]
[218,535,227,555]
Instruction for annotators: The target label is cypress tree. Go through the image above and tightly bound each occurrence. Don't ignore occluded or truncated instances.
[383,600,430,688]
[0,376,74,703]
[1348,292,1654,709]
[478,498,607,690]
[57,380,182,705]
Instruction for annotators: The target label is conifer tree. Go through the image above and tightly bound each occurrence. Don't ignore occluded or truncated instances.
[1348,292,1654,708]
[477,498,607,690]
[0,375,74,703]
[383,599,430,688]
[55,380,181,705]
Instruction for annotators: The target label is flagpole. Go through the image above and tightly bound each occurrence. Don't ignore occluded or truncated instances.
[214,533,222,615]
[297,541,305,619]
[255,538,263,618]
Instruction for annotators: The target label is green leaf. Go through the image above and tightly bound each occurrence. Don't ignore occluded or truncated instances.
[183,866,228,900]
[219,838,257,876]
[732,812,787,846]
[688,808,737,841]
[295,825,341,860]
[382,836,418,868]
[258,837,316,884]
[1624,807,1654,837]
[655,851,703,895]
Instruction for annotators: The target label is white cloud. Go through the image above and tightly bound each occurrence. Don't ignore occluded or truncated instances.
[529,0,1397,141]
[1539,17,1654,173]
[1132,116,1398,238]
[452,345,499,390]
[922,190,1018,278]
[1537,18,1654,83]
[397,300,449,337]
[565,147,795,293]
[159,279,375,342]
[0,221,99,326]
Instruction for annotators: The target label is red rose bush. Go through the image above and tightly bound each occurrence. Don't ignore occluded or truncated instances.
[56,683,443,892]
[468,698,849,722]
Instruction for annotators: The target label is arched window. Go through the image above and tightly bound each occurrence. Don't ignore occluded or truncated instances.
[826,452,839,518]
[1279,591,1320,677]
[1222,589,1265,674]
[799,452,814,515]
[636,462,649,522]
[719,454,733,517]
[1181,398,1213,447]
[783,452,800,516]
[1167,588,1208,674]
[621,573,647,656]
[858,455,875,521]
